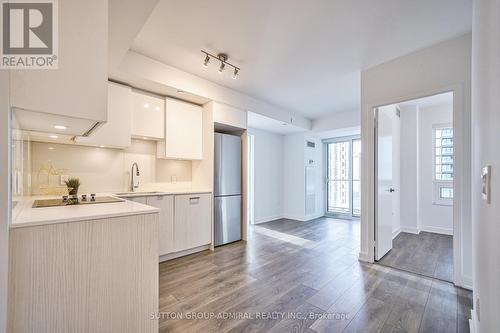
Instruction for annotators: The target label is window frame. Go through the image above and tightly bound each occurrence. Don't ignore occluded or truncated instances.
[432,123,454,206]
[323,135,361,218]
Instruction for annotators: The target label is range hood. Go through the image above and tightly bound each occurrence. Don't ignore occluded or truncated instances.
[12,108,103,137]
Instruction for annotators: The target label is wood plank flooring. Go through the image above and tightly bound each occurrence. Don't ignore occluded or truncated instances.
[158,217,471,333]
[378,231,453,282]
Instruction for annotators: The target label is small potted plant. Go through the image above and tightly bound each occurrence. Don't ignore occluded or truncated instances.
[65,177,81,196]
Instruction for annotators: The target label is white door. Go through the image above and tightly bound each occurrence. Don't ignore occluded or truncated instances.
[375,106,397,260]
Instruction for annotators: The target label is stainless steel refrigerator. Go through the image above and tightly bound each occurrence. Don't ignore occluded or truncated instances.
[214,133,242,246]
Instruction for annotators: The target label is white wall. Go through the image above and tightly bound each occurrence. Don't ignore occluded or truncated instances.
[27,140,192,195]
[360,33,472,288]
[399,105,420,232]
[471,1,500,331]
[0,67,10,333]
[283,133,306,220]
[418,104,453,234]
[282,133,324,221]
[398,103,453,235]
[248,128,284,223]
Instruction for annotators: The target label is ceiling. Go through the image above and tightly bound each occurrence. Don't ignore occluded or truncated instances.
[248,112,305,135]
[131,0,472,120]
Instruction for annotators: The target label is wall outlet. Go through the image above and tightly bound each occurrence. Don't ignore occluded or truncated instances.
[60,175,69,185]
[171,175,177,184]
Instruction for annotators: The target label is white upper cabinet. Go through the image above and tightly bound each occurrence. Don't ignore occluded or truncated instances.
[131,91,165,140]
[157,98,203,160]
[212,102,247,130]
[76,82,132,149]
[10,0,108,125]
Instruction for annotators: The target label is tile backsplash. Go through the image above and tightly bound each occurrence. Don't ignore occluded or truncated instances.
[27,139,192,195]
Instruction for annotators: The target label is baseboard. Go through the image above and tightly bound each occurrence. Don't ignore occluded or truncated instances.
[419,225,453,235]
[282,213,324,222]
[400,226,420,234]
[159,244,210,262]
[469,309,478,333]
[358,251,371,262]
[392,226,401,239]
[254,214,284,224]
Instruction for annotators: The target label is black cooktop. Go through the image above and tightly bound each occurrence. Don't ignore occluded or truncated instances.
[33,196,124,208]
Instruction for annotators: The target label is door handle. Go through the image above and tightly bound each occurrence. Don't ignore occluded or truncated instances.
[386,188,395,193]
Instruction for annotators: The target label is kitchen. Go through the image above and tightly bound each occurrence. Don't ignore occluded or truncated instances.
[5,1,250,331]
[9,83,248,332]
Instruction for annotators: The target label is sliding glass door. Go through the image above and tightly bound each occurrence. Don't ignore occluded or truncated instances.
[325,136,361,218]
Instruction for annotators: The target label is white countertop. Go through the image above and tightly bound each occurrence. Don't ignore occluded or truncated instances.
[113,189,212,198]
[11,195,159,229]
[11,189,212,229]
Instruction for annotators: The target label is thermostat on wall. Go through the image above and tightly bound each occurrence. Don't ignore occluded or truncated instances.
[481,165,491,203]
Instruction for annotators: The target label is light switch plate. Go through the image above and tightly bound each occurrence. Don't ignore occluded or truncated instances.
[481,165,491,203]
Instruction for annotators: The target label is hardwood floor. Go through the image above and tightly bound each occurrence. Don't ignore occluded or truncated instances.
[159,217,471,333]
[378,231,453,282]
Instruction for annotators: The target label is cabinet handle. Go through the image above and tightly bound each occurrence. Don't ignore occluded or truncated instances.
[189,196,200,202]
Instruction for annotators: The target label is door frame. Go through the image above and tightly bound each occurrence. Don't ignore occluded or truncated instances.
[365,85,466,287]
[323,135,361,219]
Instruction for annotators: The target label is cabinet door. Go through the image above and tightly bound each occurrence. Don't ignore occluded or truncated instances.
[174,194,211,252]
[75,82,132,148]
[128,197,147,204]
[158,99,202,160]
[131,91,165,139]
[146,195,174,256]
[10,0,107,122]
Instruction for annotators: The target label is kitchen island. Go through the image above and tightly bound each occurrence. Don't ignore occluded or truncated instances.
[8,196,160,333]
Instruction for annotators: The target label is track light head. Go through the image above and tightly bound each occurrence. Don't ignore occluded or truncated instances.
[203,54,210,67]
[218,61,225,73]
[232,68,239,79]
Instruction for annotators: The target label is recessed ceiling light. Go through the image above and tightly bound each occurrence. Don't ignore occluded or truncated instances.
[143,103,150,109]
[99,145,105,148]
[49,135,58,139]
[48,147,55,150]
[155,106,161,111]
[54,125,67,130]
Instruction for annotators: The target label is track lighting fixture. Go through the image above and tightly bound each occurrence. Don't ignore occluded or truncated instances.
[201,50,240,79]
[218,61,225,73]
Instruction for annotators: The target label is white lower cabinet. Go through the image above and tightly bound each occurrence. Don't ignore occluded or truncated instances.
[126,193,211,259]
[173,194,212,253]
[146,195,174,256]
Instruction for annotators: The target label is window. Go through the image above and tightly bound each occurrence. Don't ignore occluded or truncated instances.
[433,125,453,205]
[325,136,361,217]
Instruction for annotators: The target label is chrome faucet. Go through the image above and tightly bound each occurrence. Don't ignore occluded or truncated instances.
[130,162,140,192]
